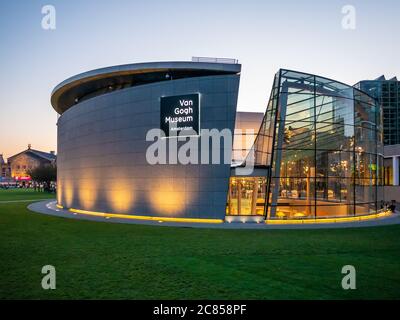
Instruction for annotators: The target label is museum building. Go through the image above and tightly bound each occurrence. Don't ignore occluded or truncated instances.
[51,60,384,222]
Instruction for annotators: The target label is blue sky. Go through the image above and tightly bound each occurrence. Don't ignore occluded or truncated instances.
[0,0,399,156]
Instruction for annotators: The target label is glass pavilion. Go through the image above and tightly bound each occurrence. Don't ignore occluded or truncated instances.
[227,69,384,220]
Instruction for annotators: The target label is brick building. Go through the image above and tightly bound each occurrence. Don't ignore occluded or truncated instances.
[0,145,56,184]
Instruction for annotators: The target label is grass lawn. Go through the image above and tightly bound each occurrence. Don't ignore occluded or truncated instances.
[0,188,55,201]
[0,189,400,299]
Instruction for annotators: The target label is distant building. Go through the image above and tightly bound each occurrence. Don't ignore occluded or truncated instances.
[355,75,399,146]
[355,76,400,202]
[1,145,56,184]
[0,154,11,180]
[232,112,264,165]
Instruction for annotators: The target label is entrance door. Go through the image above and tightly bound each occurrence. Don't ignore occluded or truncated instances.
[227,177,267,215]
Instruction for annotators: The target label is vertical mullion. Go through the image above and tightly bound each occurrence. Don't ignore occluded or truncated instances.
[314,76,317,219]
[264,71,282,220]
[376,99,378,213]
[353,89,356,216]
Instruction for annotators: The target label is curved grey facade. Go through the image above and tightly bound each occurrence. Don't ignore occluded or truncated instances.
[55,63,240,220]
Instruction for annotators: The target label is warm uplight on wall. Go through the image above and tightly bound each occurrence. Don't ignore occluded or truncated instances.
[106,178,135,213]
[149,179,191,215]
[64,179,74,208]
[57,183,62,204]
[78,171,98,210]
[151,190,187,214]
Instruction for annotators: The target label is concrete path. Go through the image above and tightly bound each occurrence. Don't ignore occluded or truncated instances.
[27,200,400,230]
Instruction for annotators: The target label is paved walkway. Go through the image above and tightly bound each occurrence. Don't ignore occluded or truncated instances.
[27,200,400,230]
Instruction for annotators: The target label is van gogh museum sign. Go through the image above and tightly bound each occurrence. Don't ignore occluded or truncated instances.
[160,93,200,137]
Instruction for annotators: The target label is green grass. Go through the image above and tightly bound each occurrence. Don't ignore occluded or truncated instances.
[0,188,55,201]
[0,189,400,299]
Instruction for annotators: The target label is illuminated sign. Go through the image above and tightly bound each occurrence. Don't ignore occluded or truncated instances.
[160,93,200,137]
[14,176,31,181]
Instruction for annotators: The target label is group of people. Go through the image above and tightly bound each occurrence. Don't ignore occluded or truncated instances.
[32,182,57,193]
[0,183,18,189]
[381,200,397,212]
[0,181,57,193]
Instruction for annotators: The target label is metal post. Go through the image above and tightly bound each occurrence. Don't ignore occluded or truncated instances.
[393,156,399,186]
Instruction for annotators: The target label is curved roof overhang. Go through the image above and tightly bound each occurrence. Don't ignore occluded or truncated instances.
[51,61,241,114]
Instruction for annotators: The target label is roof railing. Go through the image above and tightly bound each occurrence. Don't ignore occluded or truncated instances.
[191,56,238,64]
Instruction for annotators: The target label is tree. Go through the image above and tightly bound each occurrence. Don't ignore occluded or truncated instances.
[27,165,57,192]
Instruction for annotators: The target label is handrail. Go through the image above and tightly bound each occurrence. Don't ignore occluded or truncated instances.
[191,56,238,64]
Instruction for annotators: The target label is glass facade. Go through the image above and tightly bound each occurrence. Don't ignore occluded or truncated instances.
[231,112,264,165]
[227,69,384,219]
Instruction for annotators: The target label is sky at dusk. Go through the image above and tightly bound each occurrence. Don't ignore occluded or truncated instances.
[0,0,399,158]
